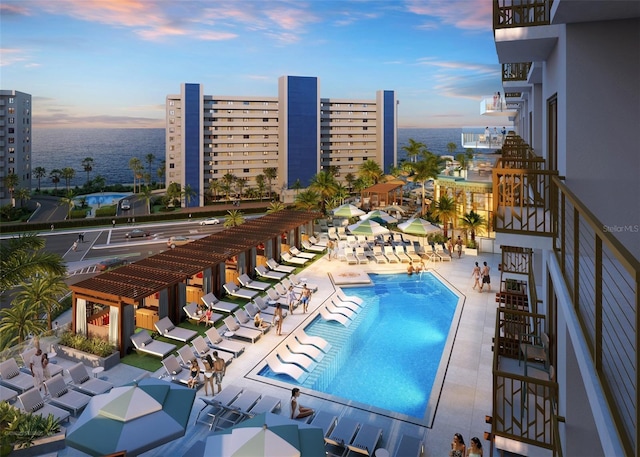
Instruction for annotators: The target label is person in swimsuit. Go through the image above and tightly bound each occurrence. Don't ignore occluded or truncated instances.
[213,351,226,393]
[300,285,311,313]
[480,261,491,292]
[287,286,298,314]
[471,262,481,290]
[290,387,314,419]
[187,359,199,389]
[202,354,215,396]
[450,433,466,457]
[466,436,483,457]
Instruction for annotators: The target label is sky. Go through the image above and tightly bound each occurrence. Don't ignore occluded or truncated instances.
[1,0,512,129]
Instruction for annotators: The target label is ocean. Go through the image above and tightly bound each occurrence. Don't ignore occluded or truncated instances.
[32,127,478,188]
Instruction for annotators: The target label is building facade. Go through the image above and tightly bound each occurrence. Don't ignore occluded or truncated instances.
[0,90,32,207]
[166,76,397,207]
[488,1,639,456]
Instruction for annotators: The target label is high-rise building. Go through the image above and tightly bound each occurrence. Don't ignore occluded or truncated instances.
[0,90,31,207]
[486,2,639,456]
[165,76,397,207]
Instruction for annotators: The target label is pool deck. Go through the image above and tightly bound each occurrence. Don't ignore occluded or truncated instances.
[54,249,499,457]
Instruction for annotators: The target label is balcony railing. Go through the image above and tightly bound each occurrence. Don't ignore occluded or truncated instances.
[502,62,532,82]
[553,176,640,457]
[494,0,553,29]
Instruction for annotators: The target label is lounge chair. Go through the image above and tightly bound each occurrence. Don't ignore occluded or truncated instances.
[286,338,325,363]
[346,235,358,246]
[327,300,357,319]
[44,374,91,415]
[331,298,359,313]
[336,227,348,240]
[327,227,339,241]
[238,274,271,291]
[130,329,176,358]
[21,348,63,378]
[223,316,262,343]
[325,417,360,448]
[234,308,271,334]
[405,244,422,262]
[195,385,244,429]
[301,239,325,252]
[226,389,262,423]
[344,247,358,264]
[247,394,281,416]
[192,336,233,365]
[0,358,34,393]
[371,246,387,263]
[0,386,17,403]
[347,423,383,456]
[255,295,288,317]
[255,265,287,281]
[205,327,246,357]
[392,434,424,457]
[67,362,113,396]
[222,282,259,300]
[155,316,198,343]
[265,353,309,383]
[294,330,332,353]
[384,245,400,263]
[281,252,309,265]
[290,273,318,292]
[162,355,193,385]
[203,291,244,312]
[320,307,352,327]
[274,282,289,296]
[267,258,296,274]
[309,235,327,247]
[177,345,207,374]
[395,246,412,263]
[355,247,369,264]
[18,387,70,423]
[289,246,316,259]
[184,302,222,326]
[266,288,288,306]
[310,410,338,436]
[275,347,317,372]
[336,290,364,306]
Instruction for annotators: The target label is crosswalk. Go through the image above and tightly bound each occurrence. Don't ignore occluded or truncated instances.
[67,265,98,277]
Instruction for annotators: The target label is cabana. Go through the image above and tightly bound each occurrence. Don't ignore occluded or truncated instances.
[360,182,404,210]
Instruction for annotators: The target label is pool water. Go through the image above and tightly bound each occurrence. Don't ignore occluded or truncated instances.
[75,192,132,206]
[258,272,459,420]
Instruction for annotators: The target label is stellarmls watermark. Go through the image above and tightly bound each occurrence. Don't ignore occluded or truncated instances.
[602,224,639,233]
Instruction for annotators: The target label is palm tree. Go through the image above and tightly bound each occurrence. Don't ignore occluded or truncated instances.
[255,174,266,201]
[128,157,143,193]
[294,189,320,210]
[157,160,166,186]
[182,184,197,207]
[145,153,155,186]
[166,182,182,207]
[4,173,19,206]
[235,177,247,200]
[309,171,338,214]
[50,169,62,193]
[263,167,277,199]
[34,166,46,192]
[266,201,286,213]
[459,210,487,244]
[208,179,222,202]
[14,272,68,331]
[447,142,458,155]
[358,160,383,186]
[93,174,106,194]
[0,234,66,294]
[344,173,355,192]
[292,178,303,195]
[326,165,340,177]
[222,173,236,201]
[223,209,245,227]
[432,195,457,239]
[408,152,443,214]
[81,157,94,184]
[59,191,76,219]
[140,186,154,214]
[402,138,426,163]
[15,188,30,208]
[0,300,45,346]
[61,167,75,192]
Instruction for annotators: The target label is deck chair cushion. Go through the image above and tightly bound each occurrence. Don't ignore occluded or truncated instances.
[55,387,68,398]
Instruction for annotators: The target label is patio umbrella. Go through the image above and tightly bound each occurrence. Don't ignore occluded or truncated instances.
[381,203,408,214]
[398,218,441,245]
[360,210,398,224]
[66,378,196,457]
[187,412,326,457]
[348,219,390,236]
[332,204,365,218]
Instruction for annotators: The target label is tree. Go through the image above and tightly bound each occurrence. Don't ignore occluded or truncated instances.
[447,142,458,155]
[266,201,286,213]
[59,192,76,219]
[182,184,197,207]
[432,195,457,239]
[208,179,222,202]
[33,166,46,192]
[140,186,153,214]
[15,187,30,208]
[292,178,303,195]
[128,157,143,193]
[0,300,45,346]
[222,173,236,201]
[459,210,487,244]
[81,157,94,184]
[344,173,355,192]
[14,272,68,331]
[358,160,383,186]
[145,153,155,186]
[263,167,277,199]
[255,174,266,201]
[93,174,106,193]
[407,152,443,214]
[166,182,182,207]
[0,234,66,294]
[235,177,247,199]
[61,167,75,192]
[4,173,19,206]
[157,160,166,185]
[402,138,427,163]
[224,209,245,227]
[309,171,338,214]
[326,165,340,177]
[294,189,320,210]
[49,169,62,193]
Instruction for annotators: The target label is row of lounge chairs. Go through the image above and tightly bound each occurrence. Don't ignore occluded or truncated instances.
[264,329,332,383]
[319,293,365,328]
[339,245,422,265]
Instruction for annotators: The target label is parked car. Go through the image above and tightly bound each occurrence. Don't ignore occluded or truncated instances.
[125,229,151,239]
[167,236,192,248]
[97,258,128,271]
[199,217,220,226]
[120,199,131,210]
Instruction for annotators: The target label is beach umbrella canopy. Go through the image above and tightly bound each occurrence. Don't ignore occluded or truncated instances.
[66,378,196,457]
[398,218,441,236]
[332,204,365,218]
[381,204,409,214]
[348,219,390,236]
[360,210,398,224]
[185,412,326,457]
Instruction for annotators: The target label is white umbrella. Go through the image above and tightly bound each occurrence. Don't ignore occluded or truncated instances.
[381,204,408,214]
[397,218,441,245]
[332,204,365,218]
[347,219,390,236]
[360,210,398,224]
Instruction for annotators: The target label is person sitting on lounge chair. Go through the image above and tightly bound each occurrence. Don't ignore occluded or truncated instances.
[199,308,212,325]
[254,311,269,329]
[187,359,200,389]
[291,387,314,419]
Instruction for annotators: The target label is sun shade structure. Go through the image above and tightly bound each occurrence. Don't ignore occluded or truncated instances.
[360,209,398,224]
[332,204,365,218]
[347,219,390,236]
[66,378,196,457]
[360,182,404,209]
[398,218,442,246]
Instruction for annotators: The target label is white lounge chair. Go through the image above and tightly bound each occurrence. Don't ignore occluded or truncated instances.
[162,354,193,385]
[331,298,359,313]
[325,417,360,448]
[191,335,212,359]
[184,302,222,326]
[266,288,288,306]
[267,258,296,274]
[254,296,288,317]
[205,327,246,357]
[194,385,244,429]
[281,252,309,265]
[301,240,325,252]
[177,345,206,374]
[238,274,271,291]
[21,348,63,378]
[255,265,287,281]
[320,307,352,327]
[0,386,17,403]
[371,246,387,263]
[68,362,113,396]
[235,308,271,334]
[275,346,317,372]
[18,387,70,423]
[336,289,364,306]
[395,246,412,263]
[223,282,259,300]
[310,410,338,437]
[225,389,263,424]
[265,353,309,383]
[294,330,332,353]
[44,374,91,415]
[344,247,358,264]
[286,338,325,363]
[355,247,369,264]
[274,282,289,296]
[155,316,198,343]
[405,244,422,262]
[0,358,34,393]
[327,227,339,241]
[289,274,319,292]
[289,247,316,259]
[384,245,400,263]
[309,235,327,247]
[201,292,241,313]
[130,329,176,358]
[327,300,357,319]
[248,394,281,416]
[393,434,424,457]
[223,316,262,343]
[347,423,383,456]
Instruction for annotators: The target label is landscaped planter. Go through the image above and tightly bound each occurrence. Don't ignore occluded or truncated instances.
[57,345,120,370]
[11,428,66,457]
[464,247,478,256]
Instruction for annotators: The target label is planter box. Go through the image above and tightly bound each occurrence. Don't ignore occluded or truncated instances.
[11,428,66,457]
[57,345,120,370]
[464,248,478,256]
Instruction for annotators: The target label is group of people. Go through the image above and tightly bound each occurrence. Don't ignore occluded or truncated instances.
[29,341,51,395]
[286,284,311,315]
[445,236,464,259]
[451,433,483,457]
[188,351,226,394]
[407,260,426,276]
[471,261,491,292]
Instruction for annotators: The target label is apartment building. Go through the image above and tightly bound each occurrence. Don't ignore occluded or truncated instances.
[0,90,31,207]
[487,1,639,456]
[166,76,397,207]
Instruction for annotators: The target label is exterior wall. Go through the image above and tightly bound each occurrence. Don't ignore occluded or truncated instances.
[0,90,31,206]
[184,84,202,207]
[380,90,398,173]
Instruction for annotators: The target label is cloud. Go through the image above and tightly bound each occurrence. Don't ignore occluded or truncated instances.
[0,48,31,66]
[405,0,492,30]
[34,112,163,128]
[0,3,30,16]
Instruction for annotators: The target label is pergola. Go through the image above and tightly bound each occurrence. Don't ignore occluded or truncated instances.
[360,182,404,209]
[69,209,320,356]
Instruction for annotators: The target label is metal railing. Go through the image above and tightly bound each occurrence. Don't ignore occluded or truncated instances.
[553,176,640,457]
[502,62,532,82]
[494,0,553,29]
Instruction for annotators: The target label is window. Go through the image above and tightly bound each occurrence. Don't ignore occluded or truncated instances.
[8,97,14,103]
[8,157,14,163]
[243,168,250,173]
[263,151,269,155]
[8,128,14,134]
[243,135,249,139]
[243,101,250,105]
[169,110,175,115]
[263,118,268,122]
[8,108,15,114]
[169,163,175,168]
[227,101,233,105]
[243,151,249,156]
[169,100,175,106]
[169,118,175,124]
[8,148,14,153]
[8,138,14,144]
[8,118,15,124]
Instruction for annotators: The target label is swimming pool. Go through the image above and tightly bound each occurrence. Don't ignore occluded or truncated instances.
[255,272,462,424]
[75,192,132,206]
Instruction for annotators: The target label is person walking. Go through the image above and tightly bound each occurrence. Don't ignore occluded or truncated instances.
[272,303,284,336]
[213,351,226,393]
[112,219,116,228]
[480,261,491,292]
[30,345,46,394]
[326,239,334,261]
[72,241,78,252]
[450,433,466,457]
[447,238,454,259]
[471,262,481,290]
[300,284,311,313]
[287,286,298,314]
[456,236,463,258]
[202,354,215,396]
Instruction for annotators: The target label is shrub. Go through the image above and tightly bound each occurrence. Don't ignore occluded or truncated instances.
[466,239,477,249]
[0,401,60,451]
[59,330,116,357]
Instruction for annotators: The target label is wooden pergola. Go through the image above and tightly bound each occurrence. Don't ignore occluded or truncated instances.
[69,209,321,356]
[360,182,404,210]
